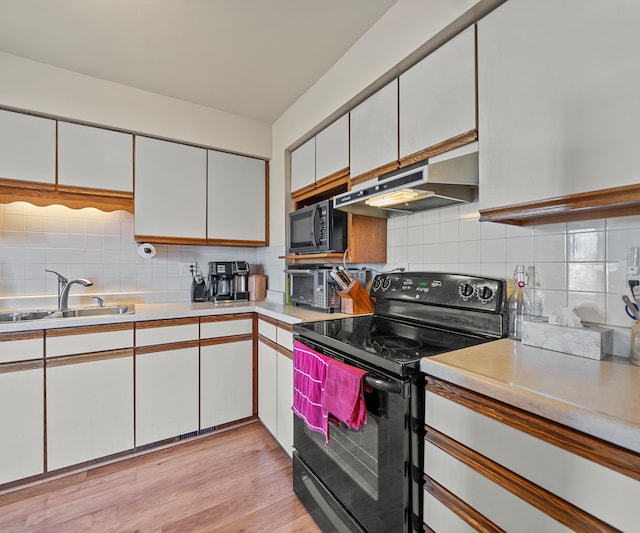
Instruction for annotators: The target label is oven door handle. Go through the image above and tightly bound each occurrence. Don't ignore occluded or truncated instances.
[364,375,402,394]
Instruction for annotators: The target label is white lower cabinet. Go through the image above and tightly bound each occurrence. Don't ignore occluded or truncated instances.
[0,361,44,485]
[276,350,294,455]
[258,338,278,437]
[135,346,199,446]
[46,353,134,470]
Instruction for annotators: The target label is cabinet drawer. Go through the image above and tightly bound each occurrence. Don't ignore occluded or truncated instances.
[276,327,294,352]
[201,318,252,339]
[136,320,199,347]
[0,332,43,363]
[423,489,477,533]
[46,326,133,358]
[258,318,277,343]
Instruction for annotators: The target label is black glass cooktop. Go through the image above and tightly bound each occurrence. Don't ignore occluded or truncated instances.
[294,314,490,377]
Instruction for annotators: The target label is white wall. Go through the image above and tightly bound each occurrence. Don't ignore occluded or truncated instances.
[0,52,271,159]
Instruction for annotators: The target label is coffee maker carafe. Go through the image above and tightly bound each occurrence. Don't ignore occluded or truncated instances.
[233,261,250,300]
[209,261,234,302]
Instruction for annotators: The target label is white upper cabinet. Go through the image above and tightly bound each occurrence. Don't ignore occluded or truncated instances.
[58,122,133,193]
[0,109,55,185]
[291,137,316,193]
[478,0,640,209]
[208,150,266,243]
[134,136,207,240]
[349,80,399,180]
[400,26,476,158]
[315,114,349,180]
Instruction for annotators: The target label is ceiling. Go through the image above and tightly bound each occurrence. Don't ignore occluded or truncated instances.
[0,0,397,124]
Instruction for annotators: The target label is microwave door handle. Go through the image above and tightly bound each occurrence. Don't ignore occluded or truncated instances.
[284,269,315,275]
[312,204,321,247]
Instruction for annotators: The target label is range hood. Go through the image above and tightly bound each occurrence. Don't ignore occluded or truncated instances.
[334,150,478,218]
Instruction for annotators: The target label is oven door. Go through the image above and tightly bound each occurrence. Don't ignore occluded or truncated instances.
[293,350,410,533]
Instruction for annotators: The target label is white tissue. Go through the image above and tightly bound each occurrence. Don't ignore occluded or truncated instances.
[548,307,583,328]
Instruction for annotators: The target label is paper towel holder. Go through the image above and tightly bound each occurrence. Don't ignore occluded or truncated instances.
[137,242,156,259]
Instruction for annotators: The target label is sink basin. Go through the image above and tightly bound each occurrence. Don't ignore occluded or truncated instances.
[0,305,133,322]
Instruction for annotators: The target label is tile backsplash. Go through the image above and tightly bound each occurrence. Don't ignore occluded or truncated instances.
[385,202,640,357]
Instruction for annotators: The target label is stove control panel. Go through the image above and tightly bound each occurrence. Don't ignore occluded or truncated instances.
[371,272,505,312]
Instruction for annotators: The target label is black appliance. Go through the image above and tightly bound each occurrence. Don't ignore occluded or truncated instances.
[232,261,250,301]
[288,199,347,254]
[191,273,208,302]
[208,261,234,302]
[292,271,507,533]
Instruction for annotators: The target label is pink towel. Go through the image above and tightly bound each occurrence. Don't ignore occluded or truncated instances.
[292,341,331,445]
[321,358,368,430]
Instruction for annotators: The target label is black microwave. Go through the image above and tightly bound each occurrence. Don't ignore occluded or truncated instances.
[288,199,347,254]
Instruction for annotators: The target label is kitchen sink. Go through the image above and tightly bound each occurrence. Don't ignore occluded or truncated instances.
[0,305,133,322]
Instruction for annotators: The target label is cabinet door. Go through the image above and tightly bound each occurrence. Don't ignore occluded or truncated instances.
[46,354,134,470]
[400,26,476,158]
[207,150,266,243]
[315,114,349,181]
[134,136,207,239]
[0,109,55,185]
[477,0,640,209]
[136,347,199,446]
[291,137,316,193]
[201,340,253,428]
[276,351,294,457]
[58,122,133,193]
[258,339,278,437]
[0,364,44,484]
[349,79,398,180]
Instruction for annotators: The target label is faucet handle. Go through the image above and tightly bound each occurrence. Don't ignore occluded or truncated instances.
[92,296,104,308]
[45,269,68,284]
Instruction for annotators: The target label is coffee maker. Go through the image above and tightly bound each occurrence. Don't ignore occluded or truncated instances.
[232,261,250,301]
[209,261,235,302]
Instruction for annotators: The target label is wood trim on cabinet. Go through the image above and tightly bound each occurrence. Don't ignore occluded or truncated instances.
[200,313,254,323]
[133,234,209,246]
[253,313,259,416]
[264,160,270,246]
[0,177,55,191]
[258,335,278,351]
[0,359,44,374]
[350,161,399,186]
[398,129,478,168]
[346,213,387,264]
[135,317,199,330]
[425,377,640,481]
[277,346,293,361]
[45,322,134,338]
[200,334,253,347]
[46,348,134,367]
[56,184,133,199]
[258,315,278,327]
[424,475,504,533]
[478,183,640,226]
[135,339,199,355]
[425,427,618,532]
[279,252,346,263]
[291,168,350,206]
[277,322,293,333]
[206,238,267,247]
[0,330,44,342]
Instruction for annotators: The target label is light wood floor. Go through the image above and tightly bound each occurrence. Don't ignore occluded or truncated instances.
[0,420,321,532]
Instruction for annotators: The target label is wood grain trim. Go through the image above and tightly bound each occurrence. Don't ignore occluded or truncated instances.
[426,377,640,481]
[253,313,259,415]
[425,427,618,532]
[56,184,133,199]
[200,313,254,323]
[258,335,278,351]
[398,129,478,168]
[279,252,345,263]
[264,160,270,246]
[257,315,278,327]
[135,339,199,355]
[206,238,267,247]
[45,322,134,337]
[0,177,55,191]
[277,322,293,333]
[0,360,44,373]
[0,183,134,212]
[277,346,293,360]
[133,235,208,246]
[424,475,505,533]
[0,330,44,342]
[290,168,349,201]
[135,317,199,330]
[46,348,133,368]
[350,161,399,186]
[478,183,640,226]
[200,334,253,347]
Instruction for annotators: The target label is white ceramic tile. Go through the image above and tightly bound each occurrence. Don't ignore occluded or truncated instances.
[440,220,459,243]
[607,229,640,261]
[606,293,637,328]
[407,212,423,227]
[534,234,566,262]
[407,225,423,246]
[480,263,506,279]
[480,221,505,240]
[458,202,480,220]
[423,224,440,244]
[459,240,481,264]
[440,243,459,263]
[534,289,567,316]
[421,209,440,226]
[567,263,605,292]
[567,231,605,261]
[3,214,26,232]
[391,227,408,247]
[531,263,566,291]
[439,205,459,222]
[505,236,534,263]
[533,223,567,235]
[407,244,423,264]
[606,215,640,230]
[480,238,505,263]
[606,261,627,293]
[459,217,481,242]
[505,225,533,238]
[567,219,606,233]
[567,291,606,323]
[4,231,26,247]
[25,216,46,233]
[423,243,441,264]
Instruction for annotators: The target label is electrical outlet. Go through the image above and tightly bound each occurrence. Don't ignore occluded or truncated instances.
[179,262,194,276]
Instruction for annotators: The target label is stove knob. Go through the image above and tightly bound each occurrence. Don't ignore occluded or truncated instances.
[381,277,392,291]
[477,285,495,303]
[372,278,382,292]
[458,283,474,299]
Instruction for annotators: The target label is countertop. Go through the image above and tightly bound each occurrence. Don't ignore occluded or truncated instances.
[421,338,640,454]
[0,300,351,334]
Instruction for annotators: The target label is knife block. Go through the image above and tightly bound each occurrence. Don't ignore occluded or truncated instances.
[337,281,375,314]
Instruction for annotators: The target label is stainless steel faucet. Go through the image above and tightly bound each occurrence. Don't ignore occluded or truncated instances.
[46,269,94,311]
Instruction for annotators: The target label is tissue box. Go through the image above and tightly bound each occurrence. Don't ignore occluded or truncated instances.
[521,317,612,360]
